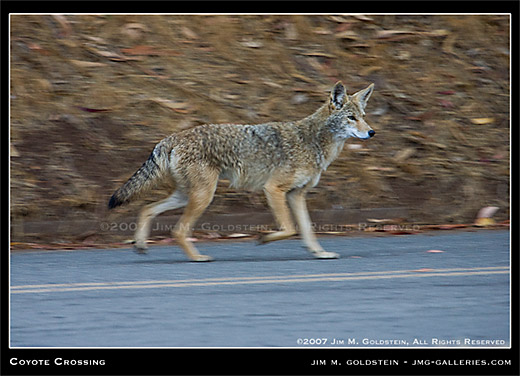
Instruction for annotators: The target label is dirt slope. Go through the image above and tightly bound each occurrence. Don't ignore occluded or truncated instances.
[10,15,510,244]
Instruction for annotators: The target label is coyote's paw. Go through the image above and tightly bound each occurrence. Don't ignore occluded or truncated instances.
[257,234,268,245]
[313,251,340,259]
[133,242,149,255]
[190,254,214,262]
[257,231,295,245]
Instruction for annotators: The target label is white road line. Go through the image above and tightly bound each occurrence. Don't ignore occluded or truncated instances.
[10,266,508,289]
[11,266,509,294]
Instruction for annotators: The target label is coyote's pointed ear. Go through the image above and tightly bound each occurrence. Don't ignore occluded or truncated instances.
[351,83,374,111]
[330,81,347,110]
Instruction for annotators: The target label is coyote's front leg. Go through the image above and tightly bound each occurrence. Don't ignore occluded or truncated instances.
[259,183,297,244]
[287,188,339,259]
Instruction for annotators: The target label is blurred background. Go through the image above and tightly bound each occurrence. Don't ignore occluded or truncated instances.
[10,14,510,248]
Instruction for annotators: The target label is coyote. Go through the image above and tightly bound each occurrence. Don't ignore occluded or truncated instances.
[108,81,375,261]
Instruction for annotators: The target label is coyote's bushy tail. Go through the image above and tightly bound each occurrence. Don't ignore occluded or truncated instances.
[108,141,171,209]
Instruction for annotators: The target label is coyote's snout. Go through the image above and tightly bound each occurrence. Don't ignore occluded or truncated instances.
[108,81,375,261]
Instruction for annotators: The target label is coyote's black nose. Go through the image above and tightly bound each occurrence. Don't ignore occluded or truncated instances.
[368,130,375,138]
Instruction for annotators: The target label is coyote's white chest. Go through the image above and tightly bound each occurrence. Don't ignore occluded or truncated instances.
[320,140,346,170]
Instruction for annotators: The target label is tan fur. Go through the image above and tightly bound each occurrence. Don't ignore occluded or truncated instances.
[108,81,375,261]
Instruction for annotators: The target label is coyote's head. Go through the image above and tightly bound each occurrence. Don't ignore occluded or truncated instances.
[327,81,375,140]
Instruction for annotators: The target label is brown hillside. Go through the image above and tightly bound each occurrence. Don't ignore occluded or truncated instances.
[10,15,510,245]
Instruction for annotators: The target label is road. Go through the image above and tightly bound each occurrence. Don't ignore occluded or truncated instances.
[10,230,510,348]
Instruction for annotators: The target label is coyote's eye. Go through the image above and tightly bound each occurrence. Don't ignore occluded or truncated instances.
[347,115,356,121]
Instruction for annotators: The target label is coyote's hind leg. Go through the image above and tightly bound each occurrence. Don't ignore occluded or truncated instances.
[173,172,218,262]
[134,190,188,253]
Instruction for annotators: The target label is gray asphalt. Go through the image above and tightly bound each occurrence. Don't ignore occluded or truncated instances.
[10,230,510,348]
